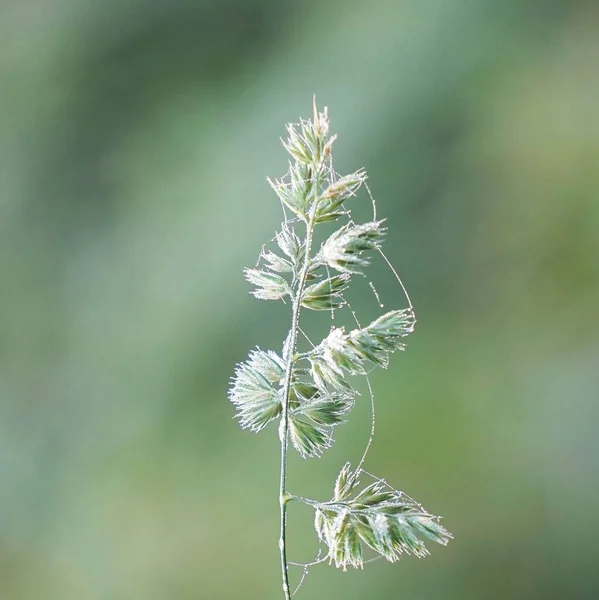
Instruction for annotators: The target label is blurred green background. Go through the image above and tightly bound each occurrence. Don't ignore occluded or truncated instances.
[1,0,598,598]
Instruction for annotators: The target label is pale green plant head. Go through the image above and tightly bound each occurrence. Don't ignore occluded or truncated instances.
[229,100,451,598]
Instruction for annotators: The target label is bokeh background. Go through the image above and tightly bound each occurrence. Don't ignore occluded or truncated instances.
[1,0,598,598]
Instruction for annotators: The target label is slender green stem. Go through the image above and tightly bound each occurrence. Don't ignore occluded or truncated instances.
[278,193,320,600]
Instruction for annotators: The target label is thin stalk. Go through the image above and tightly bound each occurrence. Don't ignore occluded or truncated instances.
[278,195,320,600]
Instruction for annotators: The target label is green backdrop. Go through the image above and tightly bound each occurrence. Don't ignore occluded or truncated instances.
[1,0,598,598]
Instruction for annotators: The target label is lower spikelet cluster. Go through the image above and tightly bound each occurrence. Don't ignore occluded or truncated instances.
[314,463,452,570]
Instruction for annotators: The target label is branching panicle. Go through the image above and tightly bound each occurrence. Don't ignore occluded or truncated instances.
[229,101,450,599]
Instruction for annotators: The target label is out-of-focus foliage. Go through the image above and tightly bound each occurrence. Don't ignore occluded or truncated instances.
[1,0,598,598]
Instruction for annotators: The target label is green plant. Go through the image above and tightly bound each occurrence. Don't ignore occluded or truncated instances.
[229,101,451,599]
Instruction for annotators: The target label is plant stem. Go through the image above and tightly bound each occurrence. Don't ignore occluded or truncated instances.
[278,199,319,600]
